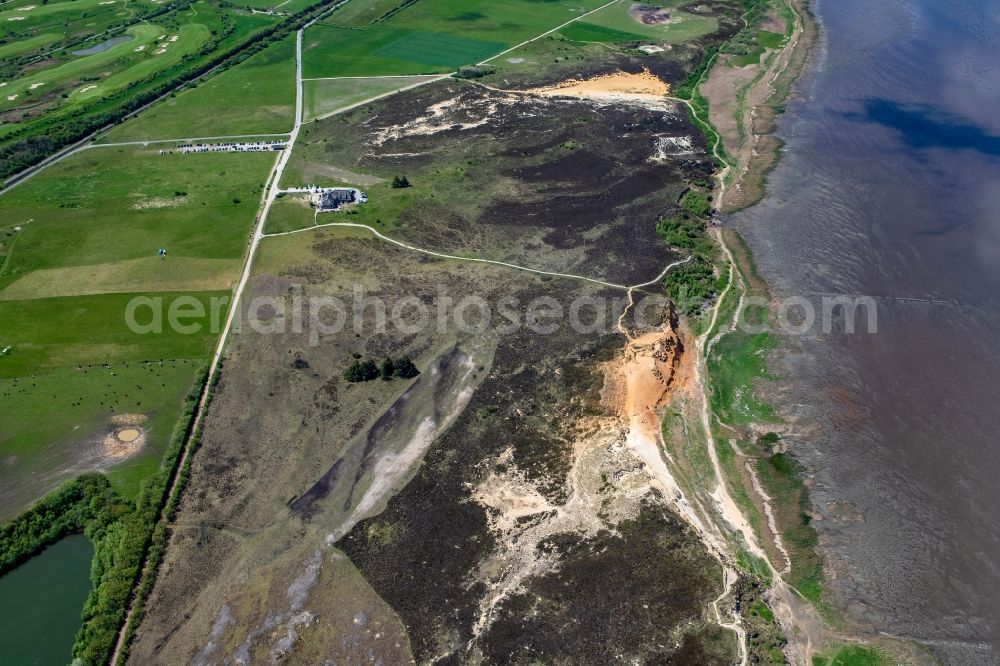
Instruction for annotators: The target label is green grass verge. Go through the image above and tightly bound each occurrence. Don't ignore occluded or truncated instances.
[707,327,779,427]
[266,193,316,233]
[813,645,889,666]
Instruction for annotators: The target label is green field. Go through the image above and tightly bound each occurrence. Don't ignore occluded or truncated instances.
[303,25,457,77]
[102,34,297,141]
[375,31,505,67]
[0,137,273,511]
[265,193,316,233]
[321,0,401,27]
[302,0,608,78]
[0,145,275,295]
[573,2,719,44]
[558,21,648,43]
[0,290,226,375]
[303,75,441,121]
[0,359,204,512]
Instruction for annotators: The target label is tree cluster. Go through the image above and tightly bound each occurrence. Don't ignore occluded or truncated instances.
[343,356,419,383]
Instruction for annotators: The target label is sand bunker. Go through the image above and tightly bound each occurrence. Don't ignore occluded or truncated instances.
[134,44,147,51]
[7,16,25,21]
[29,82,45,90]
[629,3,672,25]
[79,84,97,93]
[169,35,178,42]
[17,5,36,10]
[6,94,17,100]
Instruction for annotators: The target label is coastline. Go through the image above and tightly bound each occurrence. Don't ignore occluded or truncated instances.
[685,1,922,662]
[692,1,937,663]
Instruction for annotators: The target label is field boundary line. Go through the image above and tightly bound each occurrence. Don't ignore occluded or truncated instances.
[303,74,444,80]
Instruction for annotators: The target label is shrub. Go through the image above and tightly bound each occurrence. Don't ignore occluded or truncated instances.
[343,359,379,382]
[393,356,419,379]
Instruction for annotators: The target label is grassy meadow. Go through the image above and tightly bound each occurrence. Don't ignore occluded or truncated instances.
[0,359,204,514]
[303,75,441,121]
[102,34,298,141]
[0,140,272,513]
[265,193,316,233]
[0,145,274,293]
[568,2,719,44]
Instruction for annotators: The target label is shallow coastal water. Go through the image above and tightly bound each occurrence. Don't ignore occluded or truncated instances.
[0,534,93,665]
[734,0,1000,663]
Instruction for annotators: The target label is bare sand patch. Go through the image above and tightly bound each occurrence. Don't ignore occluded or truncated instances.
[532,69,669,99]
[102,414,149,460]
[525,70,672,109]
[132,195,181,209]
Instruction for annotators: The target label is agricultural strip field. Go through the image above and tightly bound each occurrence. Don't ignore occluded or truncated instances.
[0,142,274,514]
[101,33,297,141]
[303,74,442,121]
[302,0,610,78]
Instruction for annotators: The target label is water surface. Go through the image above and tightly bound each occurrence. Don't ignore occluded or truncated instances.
[71,34,132,56]
[0,534,94,665]
[734,1,1000,663]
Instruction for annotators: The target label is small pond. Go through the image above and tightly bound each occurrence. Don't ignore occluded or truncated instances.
[0,534,94,665]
